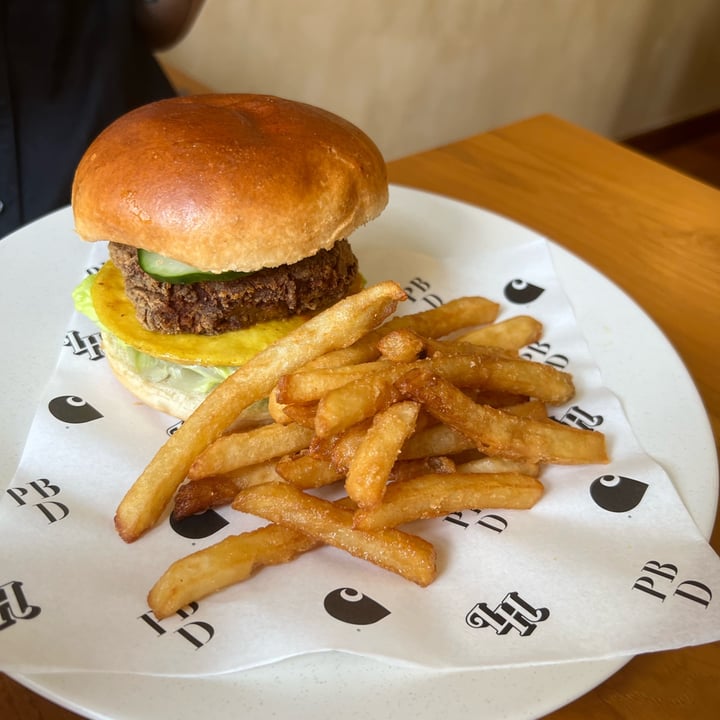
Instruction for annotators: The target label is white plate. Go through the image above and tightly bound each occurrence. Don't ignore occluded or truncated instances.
[2,186,717,719]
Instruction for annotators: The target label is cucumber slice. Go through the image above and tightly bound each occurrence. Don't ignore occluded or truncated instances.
[137,249,253,284]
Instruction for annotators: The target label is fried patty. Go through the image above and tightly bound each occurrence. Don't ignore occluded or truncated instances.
[108,240,359,335]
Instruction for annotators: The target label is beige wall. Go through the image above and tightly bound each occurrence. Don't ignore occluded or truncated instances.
[160,0,720,160]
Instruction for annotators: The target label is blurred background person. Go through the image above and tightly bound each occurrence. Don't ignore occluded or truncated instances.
[0,0,205,239]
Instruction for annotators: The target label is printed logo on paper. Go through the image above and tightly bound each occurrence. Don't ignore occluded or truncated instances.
[591,474,649,513]
[521,341,570,370]
[466,591,550,636]
[140,602,215,650]
[553,404,603,430]
[5,478,70,524]
[64,329,104,361]
[167,420,184,436]
[504,279,544,304]
[444,508,509,533]
[403,277,443,309]
[324,587,391,625]
[0,580,41,630]
[633,561,713,609]
[169,509,229,539]
[48,395,103,424]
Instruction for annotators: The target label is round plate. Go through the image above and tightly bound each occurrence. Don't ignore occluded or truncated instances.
[2,186,717,719]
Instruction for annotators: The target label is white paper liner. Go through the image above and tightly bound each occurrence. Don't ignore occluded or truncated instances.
[2,202,719,678]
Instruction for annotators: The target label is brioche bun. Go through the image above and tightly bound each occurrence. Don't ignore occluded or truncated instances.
[72,94,388,273]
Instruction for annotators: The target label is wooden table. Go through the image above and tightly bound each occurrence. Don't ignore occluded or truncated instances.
[2,114,719,718]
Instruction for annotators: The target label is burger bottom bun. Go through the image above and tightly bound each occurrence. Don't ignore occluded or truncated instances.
[104,336,205,420]
[102,332,271,425]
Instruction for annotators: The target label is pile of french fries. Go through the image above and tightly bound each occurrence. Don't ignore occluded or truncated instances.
[112,281,609,619]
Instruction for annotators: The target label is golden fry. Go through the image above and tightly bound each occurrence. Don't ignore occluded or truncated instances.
[389,455,456,483]
[284,352,573,407]
[305,296,500,370]
[397,368,608,465]
[307,419,373,474]
[503,399,548,420]
[275,453,344,488]
[456,456,540,477]
[353,472,543,530]
[277,402,318,428]
[172,461,284,520]
[172,476,242,520]
[233,482,437,586]
[267,388,294,425]
[148,524,319,619]
[424,354,575,404]
[400,423,475,460]
[399,401,546,460]
[458,315,543,350]
[276,362,388,404]
[376,329,426,362]
[344,401,420,507]
[314,370,401,438]
[188,423,313,480]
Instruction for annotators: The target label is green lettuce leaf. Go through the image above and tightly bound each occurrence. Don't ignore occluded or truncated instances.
[72,273,100,324]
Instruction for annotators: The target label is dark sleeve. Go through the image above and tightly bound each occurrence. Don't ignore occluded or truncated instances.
[0,0,177,239]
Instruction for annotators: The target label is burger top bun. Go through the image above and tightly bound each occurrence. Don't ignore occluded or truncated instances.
[71,94,388,273]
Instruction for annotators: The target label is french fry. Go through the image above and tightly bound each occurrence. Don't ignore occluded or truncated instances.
[313,369,401,438]
[283,353,574,407]
[423,336,516,360]
[308,419,373,474]
[352,472,543,530]
[470,390,530,408]
[458,315,543,350]
[399,400,547,460]
[397,368,608,465]
[310,357,556,437]
[400,423,474,460]
[388,455,456,483]
[482,358,574,403]
[344,401,421,507]
[188,423,313,480]
[172,476,242,520]
[503,399,548,420]
[305,296,500,369]
[376,329,426,362]
[425,354,575,404]
[277,402,318,428]
[276,360,394,404]
[382,296,500,338]
[151,496,360,617]
[275,453,344,488]
[287,350,526,406]
[233,482,437,586]
[267,388,295,425]
[114,280,406,543]
[172,461,284,520]
[455,456,540,477]
[148,524,320,619]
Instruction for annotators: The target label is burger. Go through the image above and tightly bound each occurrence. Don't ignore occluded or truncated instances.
[71,94,388,420]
